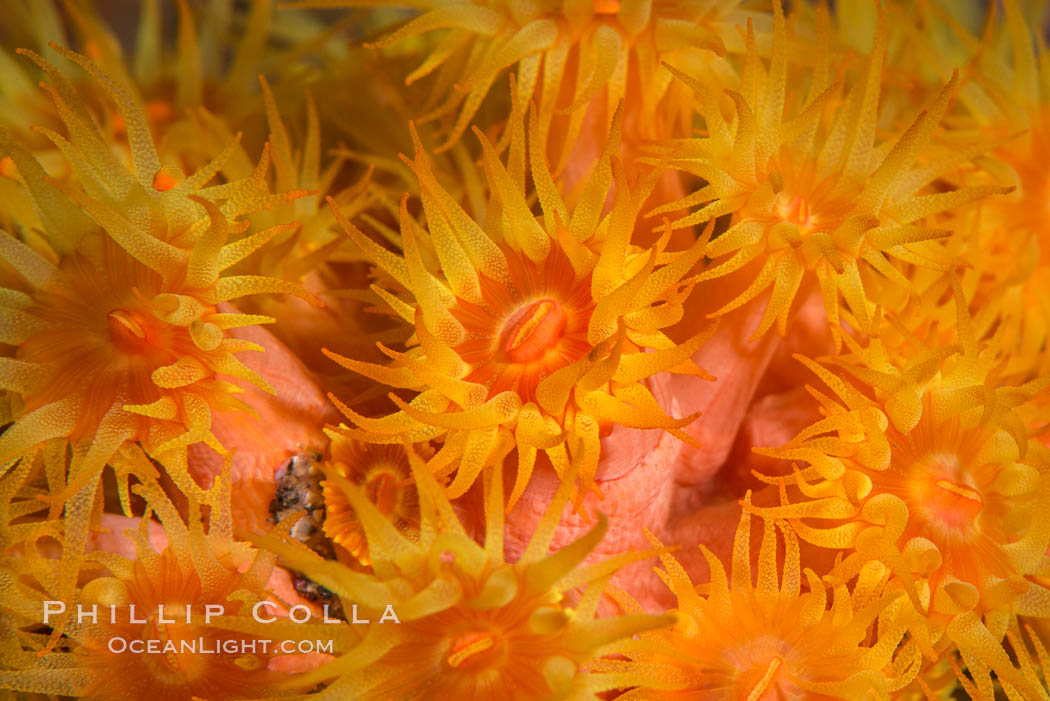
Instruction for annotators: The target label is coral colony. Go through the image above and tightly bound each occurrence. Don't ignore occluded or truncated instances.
[3,0,1050,699]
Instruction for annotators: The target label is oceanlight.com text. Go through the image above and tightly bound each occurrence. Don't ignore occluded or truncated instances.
[106,637,335,655]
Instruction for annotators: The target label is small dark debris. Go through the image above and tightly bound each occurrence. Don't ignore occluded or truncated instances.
[291,574,345,622]
[270,451,345,621]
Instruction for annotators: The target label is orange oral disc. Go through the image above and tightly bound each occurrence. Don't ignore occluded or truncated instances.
[446,632,496,669]
[499,298,567,364]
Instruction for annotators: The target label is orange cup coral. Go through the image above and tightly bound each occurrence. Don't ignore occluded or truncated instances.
[326,106,714,510]
[604,498,921,699]
[1,1,1049,699]
[254,449,672,699]
[0,469,314,699]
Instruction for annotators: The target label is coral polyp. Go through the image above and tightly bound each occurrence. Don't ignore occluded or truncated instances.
[754,333,1050,693]
[319,436,422,566]
[651,1,1007,342]
[297,0,743,165]
[924,0,1050,380]
[1,56,317,473]
[255,449,672,699]
[605,501,919,699]
[0,43,320,646]
[0,44,319,465]
[0,473,310,700]
[3,235,244,469]
[327,109,712,507]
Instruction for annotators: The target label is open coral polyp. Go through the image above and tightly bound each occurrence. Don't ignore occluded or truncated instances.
[754,333,1050,695]
[0,43,319,645]
[604,499,919,699]
[255,449,672,699]
[295,0,745,167]
[0,45,318,476]
[0,472,309,700]
[651,1,1007,342]
[326,108,713,508]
